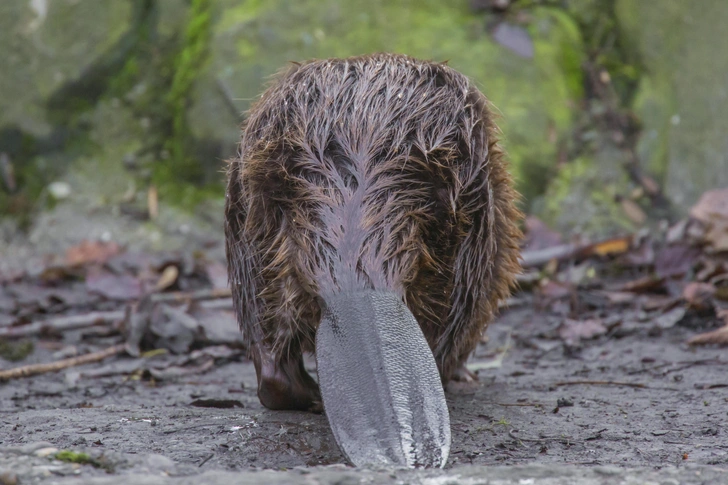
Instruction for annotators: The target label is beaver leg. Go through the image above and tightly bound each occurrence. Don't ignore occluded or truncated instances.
[251,341,322,413]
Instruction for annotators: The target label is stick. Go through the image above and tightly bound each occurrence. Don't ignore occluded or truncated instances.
[0,344,126,381]
[150,288,231,303]
[0,311,125,339]
[554,380,646,388]
[520,235,633,269]
[1,289,233,340]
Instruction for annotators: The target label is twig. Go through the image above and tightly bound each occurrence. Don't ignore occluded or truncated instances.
[198,454,214,468]
[554,380,646,388]
[0,311,125,339]
[482,402,542,407]
[0,344,126,381]
[554,380,677,391]
[521,244,579,268]
[150,288,231,303]
[520,235,633,269]
[509,429,577,443]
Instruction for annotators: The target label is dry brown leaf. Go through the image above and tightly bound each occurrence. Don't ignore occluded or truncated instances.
[690,187,728,222]
[155,265,179,292]
[559,318,607,345]
[682,282,716,309]
[616,275,664,293]
[620,198,647,225]
[539,280,572,300]
[652,306,686,329]
[522,216,563,251]
[640,175,660,196]
[148,185,159,220]
[687,325,728,346]
[690,188,728,252]
[654,244,700,278]
[705,220,728,252]
[86,269,142,301]
[65,240,122,267]
[589,236,631,257]
[204,262,229,290]
[603,291,637,304]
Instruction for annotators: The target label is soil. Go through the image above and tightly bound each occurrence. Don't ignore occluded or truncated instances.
[1,298,727,478]
[1,204,727,483]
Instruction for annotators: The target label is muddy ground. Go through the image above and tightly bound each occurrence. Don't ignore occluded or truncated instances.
[1,292,727,482]
[1,197,728,483]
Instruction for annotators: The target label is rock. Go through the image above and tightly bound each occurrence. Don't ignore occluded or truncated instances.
[32,447,59,458]
[0,1,132,137]
[618,0,728,212]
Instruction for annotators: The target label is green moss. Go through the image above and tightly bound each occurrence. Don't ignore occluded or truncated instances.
[161,0,213,185]
[220,0,586,206]
[0,340,33,362]
[540,154,634,236]
[54,450,92,464]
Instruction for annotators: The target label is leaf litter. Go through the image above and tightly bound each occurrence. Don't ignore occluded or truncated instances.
[1,188,728,474]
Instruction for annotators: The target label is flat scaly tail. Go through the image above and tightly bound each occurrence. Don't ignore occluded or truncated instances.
[316,290,451,468]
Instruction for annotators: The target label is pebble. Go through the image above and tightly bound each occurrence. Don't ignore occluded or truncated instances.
[48,181,72,200]
[0,471,18,485]
[32,447,58,458]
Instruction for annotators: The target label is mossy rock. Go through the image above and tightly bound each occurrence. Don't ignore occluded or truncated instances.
[618,0,728,212]
[191,0,586,205]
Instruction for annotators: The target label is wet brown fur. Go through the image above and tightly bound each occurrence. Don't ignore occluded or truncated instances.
[225,53,522,408]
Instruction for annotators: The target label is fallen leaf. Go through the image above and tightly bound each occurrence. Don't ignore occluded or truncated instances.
[704,220,728,252]
[204,262,229,290]
[148,357,214,380]
[639,175,660,196]
[654,245,700,278]
[155,265,179,292]
[588,236,631,257]
[602,291,637,305]
[652,307,686,330]
[616,275,664,293]
[690,187,728,222]
[65,240,122,267]
[522,216,563,251]
[642,295,678,312]
[687,324,728,346]
[620,198,647,225]
[149,304,201,354]
[539,280,572,300]
[682,282,716,310]
[190,306,244,346]
[665,219,688,244]
[623,238,655,266]
[86,270,142,301]
[690,188,728,252]
[559,318,607,345]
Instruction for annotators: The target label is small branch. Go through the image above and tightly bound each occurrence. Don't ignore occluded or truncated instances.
[520,235,633,269]
[150,288,231,303]
[0,311,125,339]
[0,344,126,381]
[554,380,646,388]
[521,244,579,268]
[553,380,677,391]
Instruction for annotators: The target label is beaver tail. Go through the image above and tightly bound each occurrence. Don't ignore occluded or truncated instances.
[316,290,450,468]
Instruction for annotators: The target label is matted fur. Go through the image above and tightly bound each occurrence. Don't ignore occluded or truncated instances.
[225,53,522,381]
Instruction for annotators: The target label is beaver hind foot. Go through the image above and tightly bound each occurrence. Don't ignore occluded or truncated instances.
[253,343,322,413]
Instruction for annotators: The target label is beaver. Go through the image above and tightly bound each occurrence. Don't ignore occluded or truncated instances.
[224,53,522,467]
